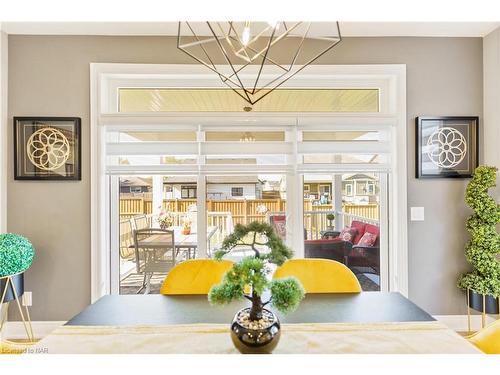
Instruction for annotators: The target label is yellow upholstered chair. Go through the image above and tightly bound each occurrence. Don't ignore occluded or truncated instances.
[160,259,234,295]
[467,319,500,354]
[273,259,361,293]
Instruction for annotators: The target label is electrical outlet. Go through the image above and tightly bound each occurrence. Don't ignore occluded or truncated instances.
[22,291,32,307]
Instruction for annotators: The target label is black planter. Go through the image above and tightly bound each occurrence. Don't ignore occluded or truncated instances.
[0,273,25,303]
[230,308,281,354]
[468,289,499,314]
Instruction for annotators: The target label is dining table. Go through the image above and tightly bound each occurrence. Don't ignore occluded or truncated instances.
[32,292,481,354]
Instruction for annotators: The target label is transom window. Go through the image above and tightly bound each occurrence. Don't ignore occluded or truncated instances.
[118,88,380,113]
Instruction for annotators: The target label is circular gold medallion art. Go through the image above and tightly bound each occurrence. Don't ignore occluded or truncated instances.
[26,127,70,171]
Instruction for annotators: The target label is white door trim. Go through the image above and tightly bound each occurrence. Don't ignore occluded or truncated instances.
[90,63,408,301]
[0,29,8,233]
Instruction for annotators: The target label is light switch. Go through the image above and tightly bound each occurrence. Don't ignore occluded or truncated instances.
[410,207,425,221]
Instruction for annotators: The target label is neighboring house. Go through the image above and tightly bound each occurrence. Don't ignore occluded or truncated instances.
[261,180,282,199]
[164,176,262,200]
[119,176,152,194]
[302,173,379,204]
[342,173,379,204]
[303,182,332,202]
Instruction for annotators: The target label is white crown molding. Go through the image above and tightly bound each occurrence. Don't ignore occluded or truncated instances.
[1,22,499,37]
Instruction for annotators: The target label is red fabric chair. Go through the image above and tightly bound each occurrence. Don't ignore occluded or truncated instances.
[350,220,367,244]
[344,221,380,274]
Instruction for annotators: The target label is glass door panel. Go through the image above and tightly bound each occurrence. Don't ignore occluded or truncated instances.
[117,174,197,295]
[303,172,383,291]
[206,174,287,261]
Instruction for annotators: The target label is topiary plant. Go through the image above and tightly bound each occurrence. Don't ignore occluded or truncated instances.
[209,221,305,321]
[0,233,35,277]
[458,166,500,297]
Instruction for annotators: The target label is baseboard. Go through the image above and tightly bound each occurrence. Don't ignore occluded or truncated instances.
[1,321,66,340]
[433,314,496,332]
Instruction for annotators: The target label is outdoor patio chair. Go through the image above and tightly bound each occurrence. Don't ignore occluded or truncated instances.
[133,215,150,231]
[133,228,176,294]
[273,259,361,293]
[119,219,135,259]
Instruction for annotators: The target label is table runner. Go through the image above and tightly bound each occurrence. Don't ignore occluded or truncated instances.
[32,321,480,354]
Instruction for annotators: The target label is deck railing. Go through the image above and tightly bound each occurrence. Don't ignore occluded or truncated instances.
[300,210,379,240]
[119,196,380,258]
[119,197,379,224]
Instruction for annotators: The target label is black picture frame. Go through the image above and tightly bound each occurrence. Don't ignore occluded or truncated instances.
[415,116,479,179]
[14,117,82,181]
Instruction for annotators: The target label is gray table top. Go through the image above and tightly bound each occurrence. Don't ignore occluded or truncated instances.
[67,292,434,326]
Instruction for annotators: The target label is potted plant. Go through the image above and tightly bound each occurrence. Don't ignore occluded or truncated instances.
[326,213,336,230]
[209,221,305,354]
[157,207,174,230]
[458,166,500,314]
[182,217,192,235]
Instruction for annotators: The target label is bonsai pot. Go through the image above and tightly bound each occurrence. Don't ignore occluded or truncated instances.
[0,273,24,303]
[230,307,281,354]
[468,289,499,314]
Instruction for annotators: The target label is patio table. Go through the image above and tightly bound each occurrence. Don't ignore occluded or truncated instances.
[130,226,218,293]
[31,293,480,354]
[131,225,218,257]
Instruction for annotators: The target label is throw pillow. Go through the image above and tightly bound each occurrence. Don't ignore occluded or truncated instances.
[339,227,357,242]
[358,232,377,247]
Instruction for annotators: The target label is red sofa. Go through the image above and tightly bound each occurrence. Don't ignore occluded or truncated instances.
[304,220,380,274]
[304,237,346,263]
[344,220,380,274]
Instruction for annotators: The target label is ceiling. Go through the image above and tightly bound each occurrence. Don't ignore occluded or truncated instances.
[1,22,499,37]
[119,88,379,113]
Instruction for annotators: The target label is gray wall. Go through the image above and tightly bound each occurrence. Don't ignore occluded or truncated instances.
[7,36,482,320]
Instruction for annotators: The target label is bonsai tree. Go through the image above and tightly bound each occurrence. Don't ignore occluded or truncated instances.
[209,221,305,321]
[458,166,500,297]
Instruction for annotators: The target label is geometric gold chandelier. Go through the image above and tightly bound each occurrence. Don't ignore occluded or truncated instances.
[177,22,342,105]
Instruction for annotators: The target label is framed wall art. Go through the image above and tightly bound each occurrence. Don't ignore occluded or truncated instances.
[415,116,478,178]
[14,117,81,180]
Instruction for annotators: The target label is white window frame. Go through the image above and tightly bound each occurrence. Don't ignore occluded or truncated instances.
[90,63,408,301]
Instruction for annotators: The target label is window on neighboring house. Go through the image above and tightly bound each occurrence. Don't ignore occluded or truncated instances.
[130,187,142,193]
[164,185,173,193]
[319,184,331,197]
[367,183,375,195]
[181,185,197,199]
[231,187,244,197]
[345,183,353,196]
[303,184,311,198]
